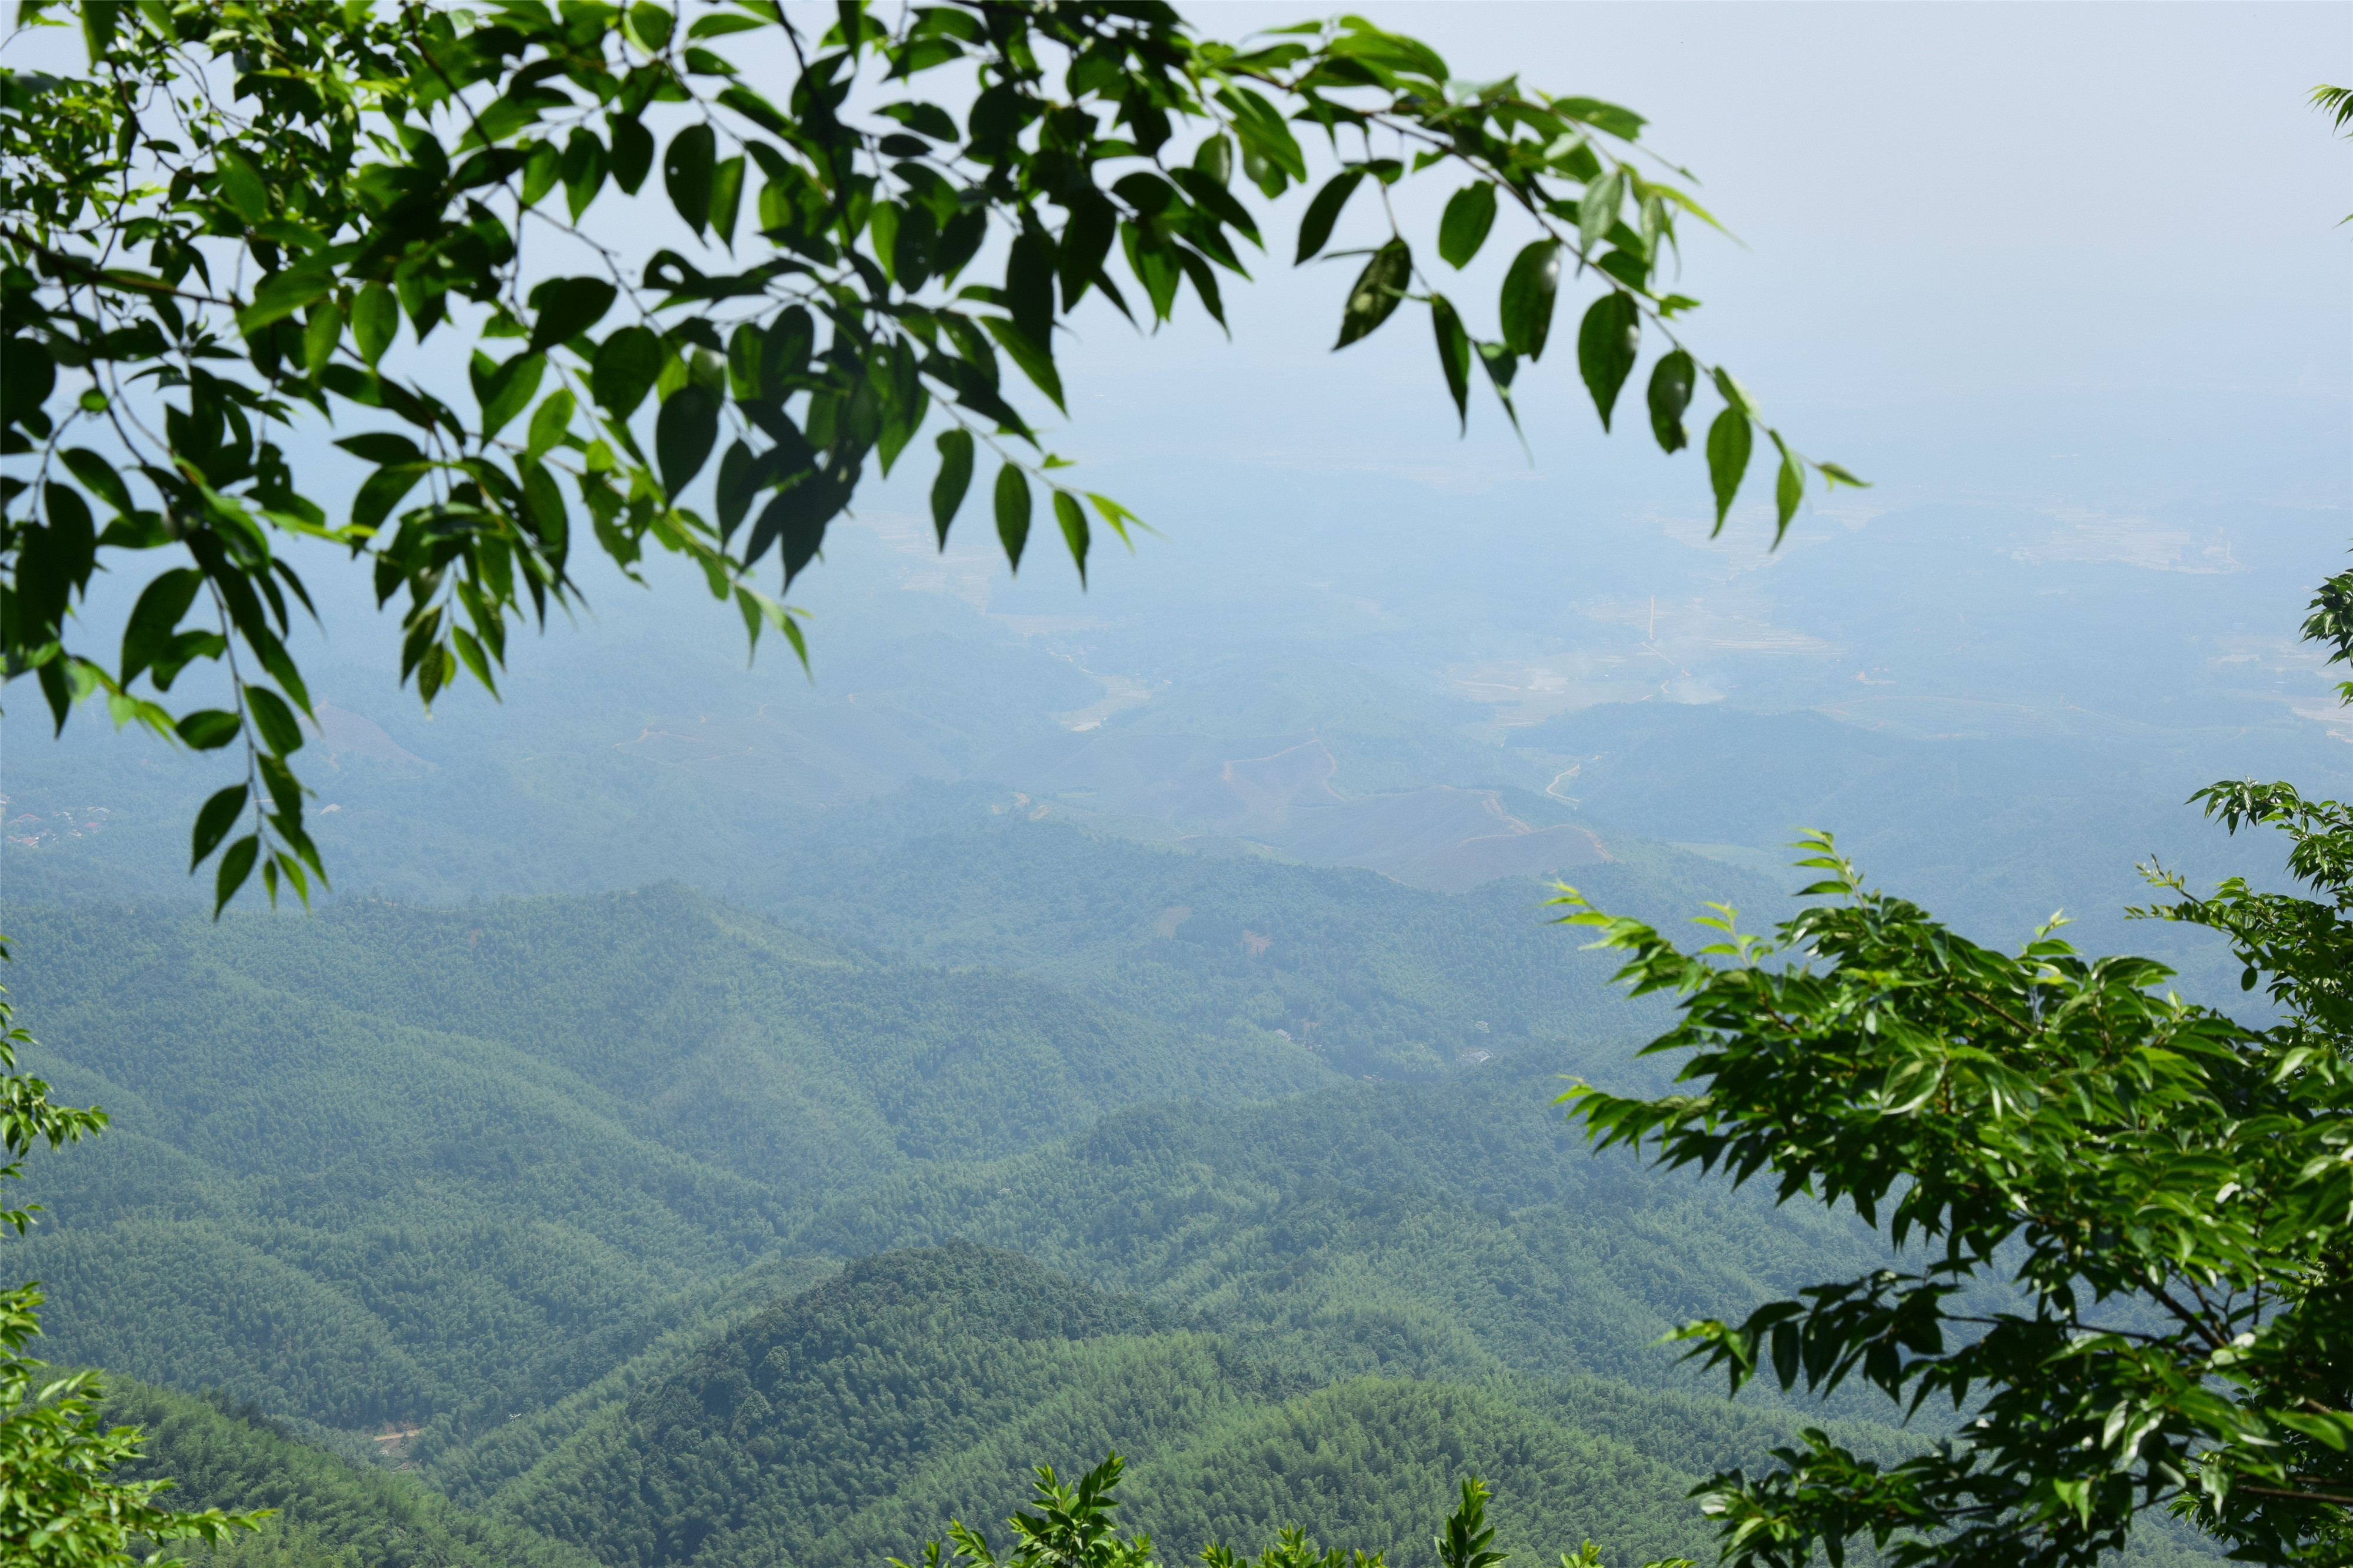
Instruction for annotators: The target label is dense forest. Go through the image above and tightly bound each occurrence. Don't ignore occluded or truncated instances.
[15,860,2232,1566]
[91,1246,2229,1568]
[9,858,1828,1436]
[472,1245,1731,1568]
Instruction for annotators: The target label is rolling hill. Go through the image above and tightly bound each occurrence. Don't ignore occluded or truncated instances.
[468,1245,1736,1568]
[4,886,1329,1433]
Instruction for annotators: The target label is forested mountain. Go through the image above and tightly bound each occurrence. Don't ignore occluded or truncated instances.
[3,881,1330,1430]
[102,1249,2226,1568]
[9,803,2236,1567]
[468,1245,1749,1568]
[788,1061,1887,1396]
[98,1381,595,1568]
[4,842,1805,1440]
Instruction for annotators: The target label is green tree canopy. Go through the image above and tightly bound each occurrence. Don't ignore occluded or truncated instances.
[0,949,266,1564]
[1552,576,2353,1563]
[1540,84,2353,1568]
[1,0,1859,914]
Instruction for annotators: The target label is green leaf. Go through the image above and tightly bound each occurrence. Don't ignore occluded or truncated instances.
[1479,342,1524,446]
[1578,166,1625,255]
[656,383,719,498]
[710,156,747,252]
[762,307,813,396]
[994,462,1031,572]
[1437,184,1496,269]
[215,148,269,223]
[981,318,1064,412]
[521,139,561,208]
[79,0,118,61]
[1430,294,1471,433]
[335,432,424,466]
[1006,226,1055,350]
[881,99,961,142]
[244,685,304,756]
[214,833,258,916]
[351,464,428,533]
[1499,241,1561,360]
[1295,171,1363,265]
[628,2,674,49]
[1169,168,1260,247]
[609,116,655,195]
[689,11,765,37]
[1052,490,1089,585]
[715,438,756,540]
[175,709,241,750]
[471,351,545,441]
[191,785,248,870]
[1575,292,1639,432]
[2,336,54,427]
[526,388,575,463]
[120,566,205,685]
[1334,239,1411,349]
[562,129,609,221]
[592,325,662,415]
[1712,366,1759,419]
[301,304,341,377]
[931,428,974,548]
[1556,96,1646,139]
[352,283,398,367]
[1086,492,1141,547]
[526,276,618,353]
[665,123,716,236]
[725,323,764,401]
[1058,191,1117,310]
[451,626,496,694]
[748,472,850,585]
[1193,134,1234,187]
[717,85,796,141]
[237,264,335,334]
[1217,85,1307,183]
[1705,406,1752,533]
[60,448,131,513]
[1647,349,1695,453]
[1771,433,1802,545]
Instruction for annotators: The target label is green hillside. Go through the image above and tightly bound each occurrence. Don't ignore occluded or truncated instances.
[473,1245,1733,1568]
[96,1379,594,1568]
[456,1247,2224,1568]
[6,848,2233,1566]
[786,1060,1891,1399]
[4,887,1329,1433]
[3,858,1851,1454]
[746,792,1777,1085]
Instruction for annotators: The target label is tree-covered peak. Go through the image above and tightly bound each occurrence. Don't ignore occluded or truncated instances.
[645,1243,1172,1420]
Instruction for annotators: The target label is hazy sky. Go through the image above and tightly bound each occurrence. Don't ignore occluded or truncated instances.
[4,2,2348,668]
[4,2,2348,965]
[1031,2,2353,511]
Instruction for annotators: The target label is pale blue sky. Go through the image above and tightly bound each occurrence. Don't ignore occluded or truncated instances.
[5,2,2348,676]
[1031,2,2352,507]
[5,2,2349,973]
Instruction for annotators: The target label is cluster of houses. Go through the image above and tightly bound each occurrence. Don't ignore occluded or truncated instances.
[3,801,110,849]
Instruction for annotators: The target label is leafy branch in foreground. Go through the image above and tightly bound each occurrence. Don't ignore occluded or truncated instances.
[1548,740,2352,1563]
[1529,84,2353,1568]
[2317,83,2352,223]
[1,0,1861,914]
[895,1455,1697,1568]
[0,944,270,1564]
